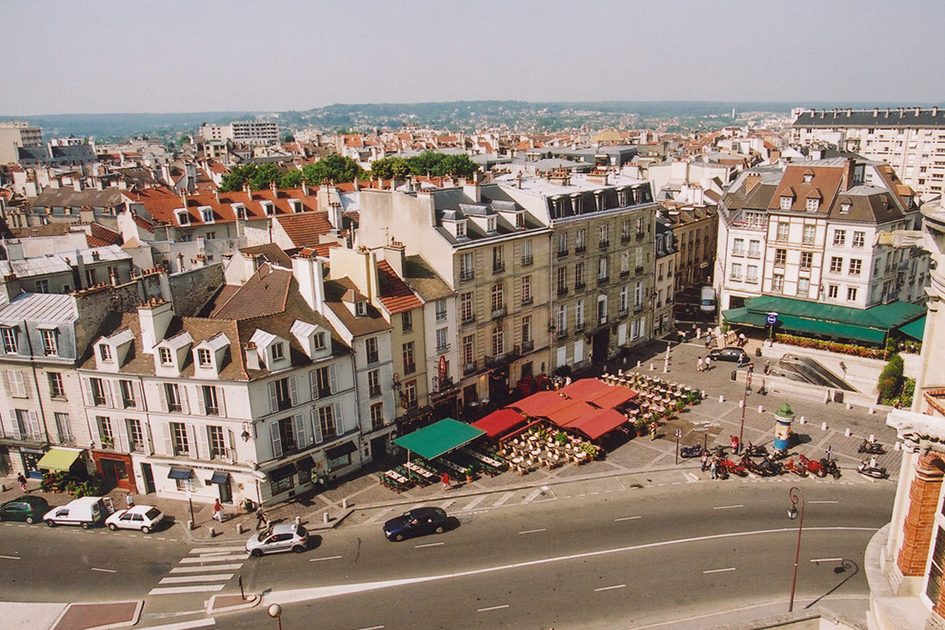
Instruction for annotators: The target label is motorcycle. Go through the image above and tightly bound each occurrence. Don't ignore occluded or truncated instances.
[770,448,790,461]
[759,455,785,476]
[741,454,775,477]
[745,442,768,458]
[798,454,827,478]
[680,444,704,458]
[857,459,888,479]
[858,439,886,455]
[820,458,841,479]
[718,457,748,477]
[784,457,809,478]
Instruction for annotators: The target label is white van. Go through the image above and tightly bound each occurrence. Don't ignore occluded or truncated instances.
[43,496,112,529]
[700,286,716,313]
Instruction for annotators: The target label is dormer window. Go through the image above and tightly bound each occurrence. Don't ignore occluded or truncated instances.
[232,203,248,219]
[289,198,303,213]
[271,342,285,361]
[199,206,214,223]
[314,332,326,350]
[780,196,793,210]
[175,208,191,226]
[3,327,19,354]
[99,344,113,362]
[456,220,466,238]
[355,301,367,317]
[261,201,275,217]
[803,173,813,183]
[487,217,496,233]
[805,198,820,212]
[840,202,851,214]
[197,348,212,367]
[40,329,58,356]
[159,347,173,365]
[515,212,525,228]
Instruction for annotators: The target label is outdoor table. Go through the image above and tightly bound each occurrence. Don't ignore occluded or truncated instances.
[385,470,409,484]
[463,448,502,469]
[404,462,434,479]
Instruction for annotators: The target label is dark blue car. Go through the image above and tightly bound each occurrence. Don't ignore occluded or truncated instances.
[383,507,449,542]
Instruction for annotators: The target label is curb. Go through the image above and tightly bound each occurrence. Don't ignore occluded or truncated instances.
[207,594,260,615]
[49,600,142,630]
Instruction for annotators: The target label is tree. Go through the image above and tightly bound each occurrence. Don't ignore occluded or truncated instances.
[279,169,303,188]
[402,151,480,178]
[282,133,295,143]
[369,156,411,180]
[302,154,365,184]
[877,353,905,403]
[438,153,479,178]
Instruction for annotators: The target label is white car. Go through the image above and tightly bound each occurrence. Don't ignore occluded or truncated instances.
[246,523,309,556]
[105,505,164,534]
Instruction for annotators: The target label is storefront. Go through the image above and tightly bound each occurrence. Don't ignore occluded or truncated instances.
[92,451,136,492]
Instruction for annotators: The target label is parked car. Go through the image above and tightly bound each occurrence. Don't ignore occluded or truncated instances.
[709,347,749,365]
[43,496,111,529]
[105,505,164,534]
[0,496,51,524]
[383,507,449,542]
[246,523,309,557]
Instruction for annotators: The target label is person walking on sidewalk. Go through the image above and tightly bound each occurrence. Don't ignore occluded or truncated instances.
[701,450,709,472]
[710,459,718,480]
[256,506,268,530]
[697,357,704,372]
[212,498,224,522]
[441,472,451,491]
[17,473,27,493]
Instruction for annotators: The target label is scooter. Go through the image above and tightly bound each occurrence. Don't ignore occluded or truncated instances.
[718,457,748,477]
[741,454,775,477]
[857,460,888,479]
[759,455,785,476]
[820,458,841,479]
[858,439,886,455]
[798,454,827,478]
[680,444,704,458]
[784,458,809,478]
[745,442,768,458]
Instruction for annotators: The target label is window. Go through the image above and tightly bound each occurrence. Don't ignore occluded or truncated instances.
[403,341,416,374]
[268,377,297,412]
[159,347,173,366]
[492,246,504,273]
[314,332,326,350]
[620,252,630,274]
[621,220,631,242]
[805,198,819,212]
[491,326,504,356]
[575,261,585,288]
[829,256,843,273]
[41,329,58,356]
[171,422,189,456]
[460,253,474,281]
[197,348,212,367]
[271,342,285,362]
[597,296,607,324]
[599,224,609,246]
[2,327,17,354]
[370,402,385,431]
[802,225,816,244]
[852,231,865,248]
[776,222,789,241]
[36,279,49,293]
[772,274,784,292]
[435,299,447,322]
[455,221,466,238]
[797,277,810,295]
[365,337,379,364]
[522,315,532,345]
[202,385,220,416]
[99,344,113,362]
[277,416,299,453]
[89,377,107,406]
[557,232,568,256]
[55,412,72,443]
[368,369,381,397]
[575,300,584,330]
[800,252,813,270]
[733,238,745,256]
[98,416,113,447]
[436,328,449,352]
[840,202,851,214]
[828,284,839,299]
[521,239,533,266]
[403,379,418,410]
[49,372,65,398]
[85,268,98,286]
[849,259,862,276]
[556,267,568,294]
[491,283,504,313]
[847,287,858,301]
[730,263,743,280]
[461,292,474,322]
[833,229,846,246]
[598,257,607,280]
[311,364,336,399]
[401,310,412,332]
[462,335,475,368]
[780,196,793,210]
[746,265,759,283]
[774,249,786,266]
[521,275,532,305]
[208,425,227,459]
[119,380,135,408]
[201,207,214,223]
[620,286,630,312]
[748,240,761,258]
[575,229,586,252]
[165,383,183,413]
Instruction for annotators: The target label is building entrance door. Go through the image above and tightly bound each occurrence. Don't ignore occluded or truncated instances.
[592,329,610,364]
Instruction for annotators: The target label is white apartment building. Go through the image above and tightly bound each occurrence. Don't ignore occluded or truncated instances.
[198,121,279,146]
[0,121,43,164]
[792,107,945,197]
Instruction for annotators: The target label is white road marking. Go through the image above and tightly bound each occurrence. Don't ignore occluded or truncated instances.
[179,554,246,564]
[614,516,642,522]
[0,555,21,560]
[406,503,424,512]
[159,574,233,584]
[810,500,839,504]
[309,555,343,562]
[131,618,216,630]
[459,495,487,511]
[492,492,515,507]
[91,567,116,573]
[713,504,744,510]
[685,473,700,482]
[810,557,843,563]
[170,564,244,573]
[148,584,226,595]
[522,488,543,503]
[594,584,626,592]
[518,528,546,535]
[192,545,246,554]
[703,567,736,574]
[438,499,455,509]
[414,542,444,548]
[363,507,393,524]
[356,626,384,630]
[477,604,509,612]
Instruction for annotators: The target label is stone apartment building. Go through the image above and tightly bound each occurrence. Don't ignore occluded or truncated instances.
[653,215,678,337]
[661,205,717,294]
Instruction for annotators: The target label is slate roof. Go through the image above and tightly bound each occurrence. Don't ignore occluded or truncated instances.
[403,255,453,301]
[31,187,124,209]
[793,107,945,128]
[830,187,907,224]
[238,243,293,269]
[209,264,292,320]
[0,293,76,325]
[376,261,422,314]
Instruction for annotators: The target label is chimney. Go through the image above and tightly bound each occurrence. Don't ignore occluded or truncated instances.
[840,157,857,191]
[244,342,260,370]
[74,250,88,289]
[161,163,172,185]
[270,180,278,198]
[302,180,310,197]
[462,178,481,203]
[328,202,343,233]
[744,172,762,193]
[934,107,940,116]
[292,255,326,313]
[179,189,187,207]
[213,189,220,204]
[73,178,84,192]
[384,241,406,277]
[137,298,174,354]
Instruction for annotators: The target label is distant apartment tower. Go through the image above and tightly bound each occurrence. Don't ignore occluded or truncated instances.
[199,121,279,146]
[792,107,945,196]
[0,121,43,164]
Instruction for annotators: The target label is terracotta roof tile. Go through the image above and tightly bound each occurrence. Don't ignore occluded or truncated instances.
[210,264,292,320]
[125,186,318,228]
[276,212,334,248]
[376,260,422,314]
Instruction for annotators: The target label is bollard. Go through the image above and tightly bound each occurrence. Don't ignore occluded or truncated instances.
[237,523,243,535]
[739,400,744,409]
[757,405,763,413]
[869,434,875,442]
[719,394,725,403]
[618,369,624,376]
[697,328,702,339]
[821,421,828,431]
[845,428,852,437]
[637,360,642,368]
[800,415,806,424]
[895,441,902,451]
[209,526,216,538]
[295,515,301,525]
[846,402,852,410]
[342,498,348,509]
[650,363,655,371]
[324,512,330,524]
[869,407,875,415]
[0,483,6,492]
[824,391,831,404]
[187,519,194,531]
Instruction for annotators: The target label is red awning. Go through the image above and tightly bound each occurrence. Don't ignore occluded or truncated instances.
[588,386,638,409]
[569,408,629,440]
[543,399,598,427]
[557,378,610,401]
[472,409,526,438]
[511,391,566,417]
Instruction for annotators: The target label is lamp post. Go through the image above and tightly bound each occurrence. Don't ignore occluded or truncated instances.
[268,603,283,630]
[738,369,752,452]
[674,428,682,465]
[787,486,805,612]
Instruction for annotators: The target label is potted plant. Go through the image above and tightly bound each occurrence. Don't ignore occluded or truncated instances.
[465,466,476,483]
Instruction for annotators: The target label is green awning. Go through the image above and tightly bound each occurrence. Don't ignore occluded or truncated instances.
[898,316,926,341]
[776,314,886,344]
[743,295,926,330]
[37,447,82,471]
[722,307,769,328]
[393,418,485,460]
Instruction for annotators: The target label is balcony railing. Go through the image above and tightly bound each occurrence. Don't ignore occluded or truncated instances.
[620,270,630,278]
[461,314,476,325]
[484,344,520,369]
[521,339,534,353]
[491,307,506,320]
[575,245,586,254]
[493,262,506,274]
[557,248,569,258]
[404,362,416,375]
[521,256,534,267]
[557,286,568,296]
[634,303,643,313]
[463,361,478,375]
[621,234,631,244]
[574,321,585,333]
[599,240,610,249]
[556,328,569,339]
[618,308,629,318]
[522,296,534,306]
[635,265,645,275]
[635,232,646,240]
[460,270,475,282]
[0,430,46,445]
[436,343,450,354]
[574,281,586,291]
[597,276,609,286]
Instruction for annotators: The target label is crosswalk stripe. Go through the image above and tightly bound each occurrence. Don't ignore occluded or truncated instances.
[191,546,245,554]
[492,492,515,507]
[179,554,246,564]
[160,574,234,584]
[171,564,244,574]
[149,584,226,595]
[129,618,216,630]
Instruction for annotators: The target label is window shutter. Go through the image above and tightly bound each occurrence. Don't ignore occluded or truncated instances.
[311,409,323,444]
[89,416,101,448]
[186,424,197,458]
[162,423,173,456]
[195,386,206,416]
[268,382,278,413]
[288,376,299,406]
[228,429,237,460]
[194,425,208,460]
[333,402,343,436]
[145,421,154,454]
[294,414,308,447]
[105,379,117,408]
[158,383,168,413]
[83,376,94,406]
[270,422,282,458]
[309,371,319,400]
[115,419,130,452]
[217,387,226,418]
[28,411,42,440]
[10,371,25,397]
[133,381,143,410]
[179,385,190,415]
[328,365,337,395]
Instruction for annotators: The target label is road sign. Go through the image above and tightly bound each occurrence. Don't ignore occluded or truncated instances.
[766,312,778,325]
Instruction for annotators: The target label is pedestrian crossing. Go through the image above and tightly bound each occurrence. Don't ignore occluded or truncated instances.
[149,545,247,596]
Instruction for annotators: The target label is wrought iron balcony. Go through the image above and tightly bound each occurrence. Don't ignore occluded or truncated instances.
[521,339,534,353]
[491,307,507,320]
[484,345,520,368]
[463,361,478,375]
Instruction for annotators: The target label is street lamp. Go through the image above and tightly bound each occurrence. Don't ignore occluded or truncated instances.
[268,603,283,630]
[787,486,805,613]
[738,369,752,452]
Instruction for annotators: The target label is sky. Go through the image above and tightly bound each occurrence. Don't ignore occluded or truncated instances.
[2,0,943,115]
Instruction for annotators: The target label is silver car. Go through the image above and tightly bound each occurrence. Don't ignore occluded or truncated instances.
[246,523,309,557]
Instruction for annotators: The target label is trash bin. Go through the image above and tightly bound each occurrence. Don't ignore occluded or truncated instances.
[833,390,844,404]
[731,370,737,381]
[755,347,762,357]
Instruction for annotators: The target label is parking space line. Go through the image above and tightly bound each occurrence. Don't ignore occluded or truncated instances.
[91,567,116,573]
[713,504,743,510]
[703,567,736,574]
[518,528,546,535]
[522,488,543,504]
[810,500,839,504]
[492,492,515,507]
[614,516,642,522]
[594,584,626,592]
[0,555,21,560]
[415,542,444,548]
[460,495,487,511]
[477,604,509,612]
[309,555,343,562]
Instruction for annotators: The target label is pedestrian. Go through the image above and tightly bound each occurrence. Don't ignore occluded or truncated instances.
[213,498,224,522]
[679,329,687,344]
[697,357,704,372]
[705,356,712,371]
[730,435,740,455]
[763,360,771,375]
[738,332,747,347]
[17,472,27,493]
[441,471,451,491]
[256,506,267,530]
[701,450,709,472]
[747,362,754,375]
[649,422,658,440]
[759,378,767,395]
[710,459,718,480]
[125,493,135,509]
[705,334,712,349]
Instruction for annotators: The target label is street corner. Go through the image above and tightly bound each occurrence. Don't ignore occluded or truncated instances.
[207,593,260,615]
[50,600,142,630]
